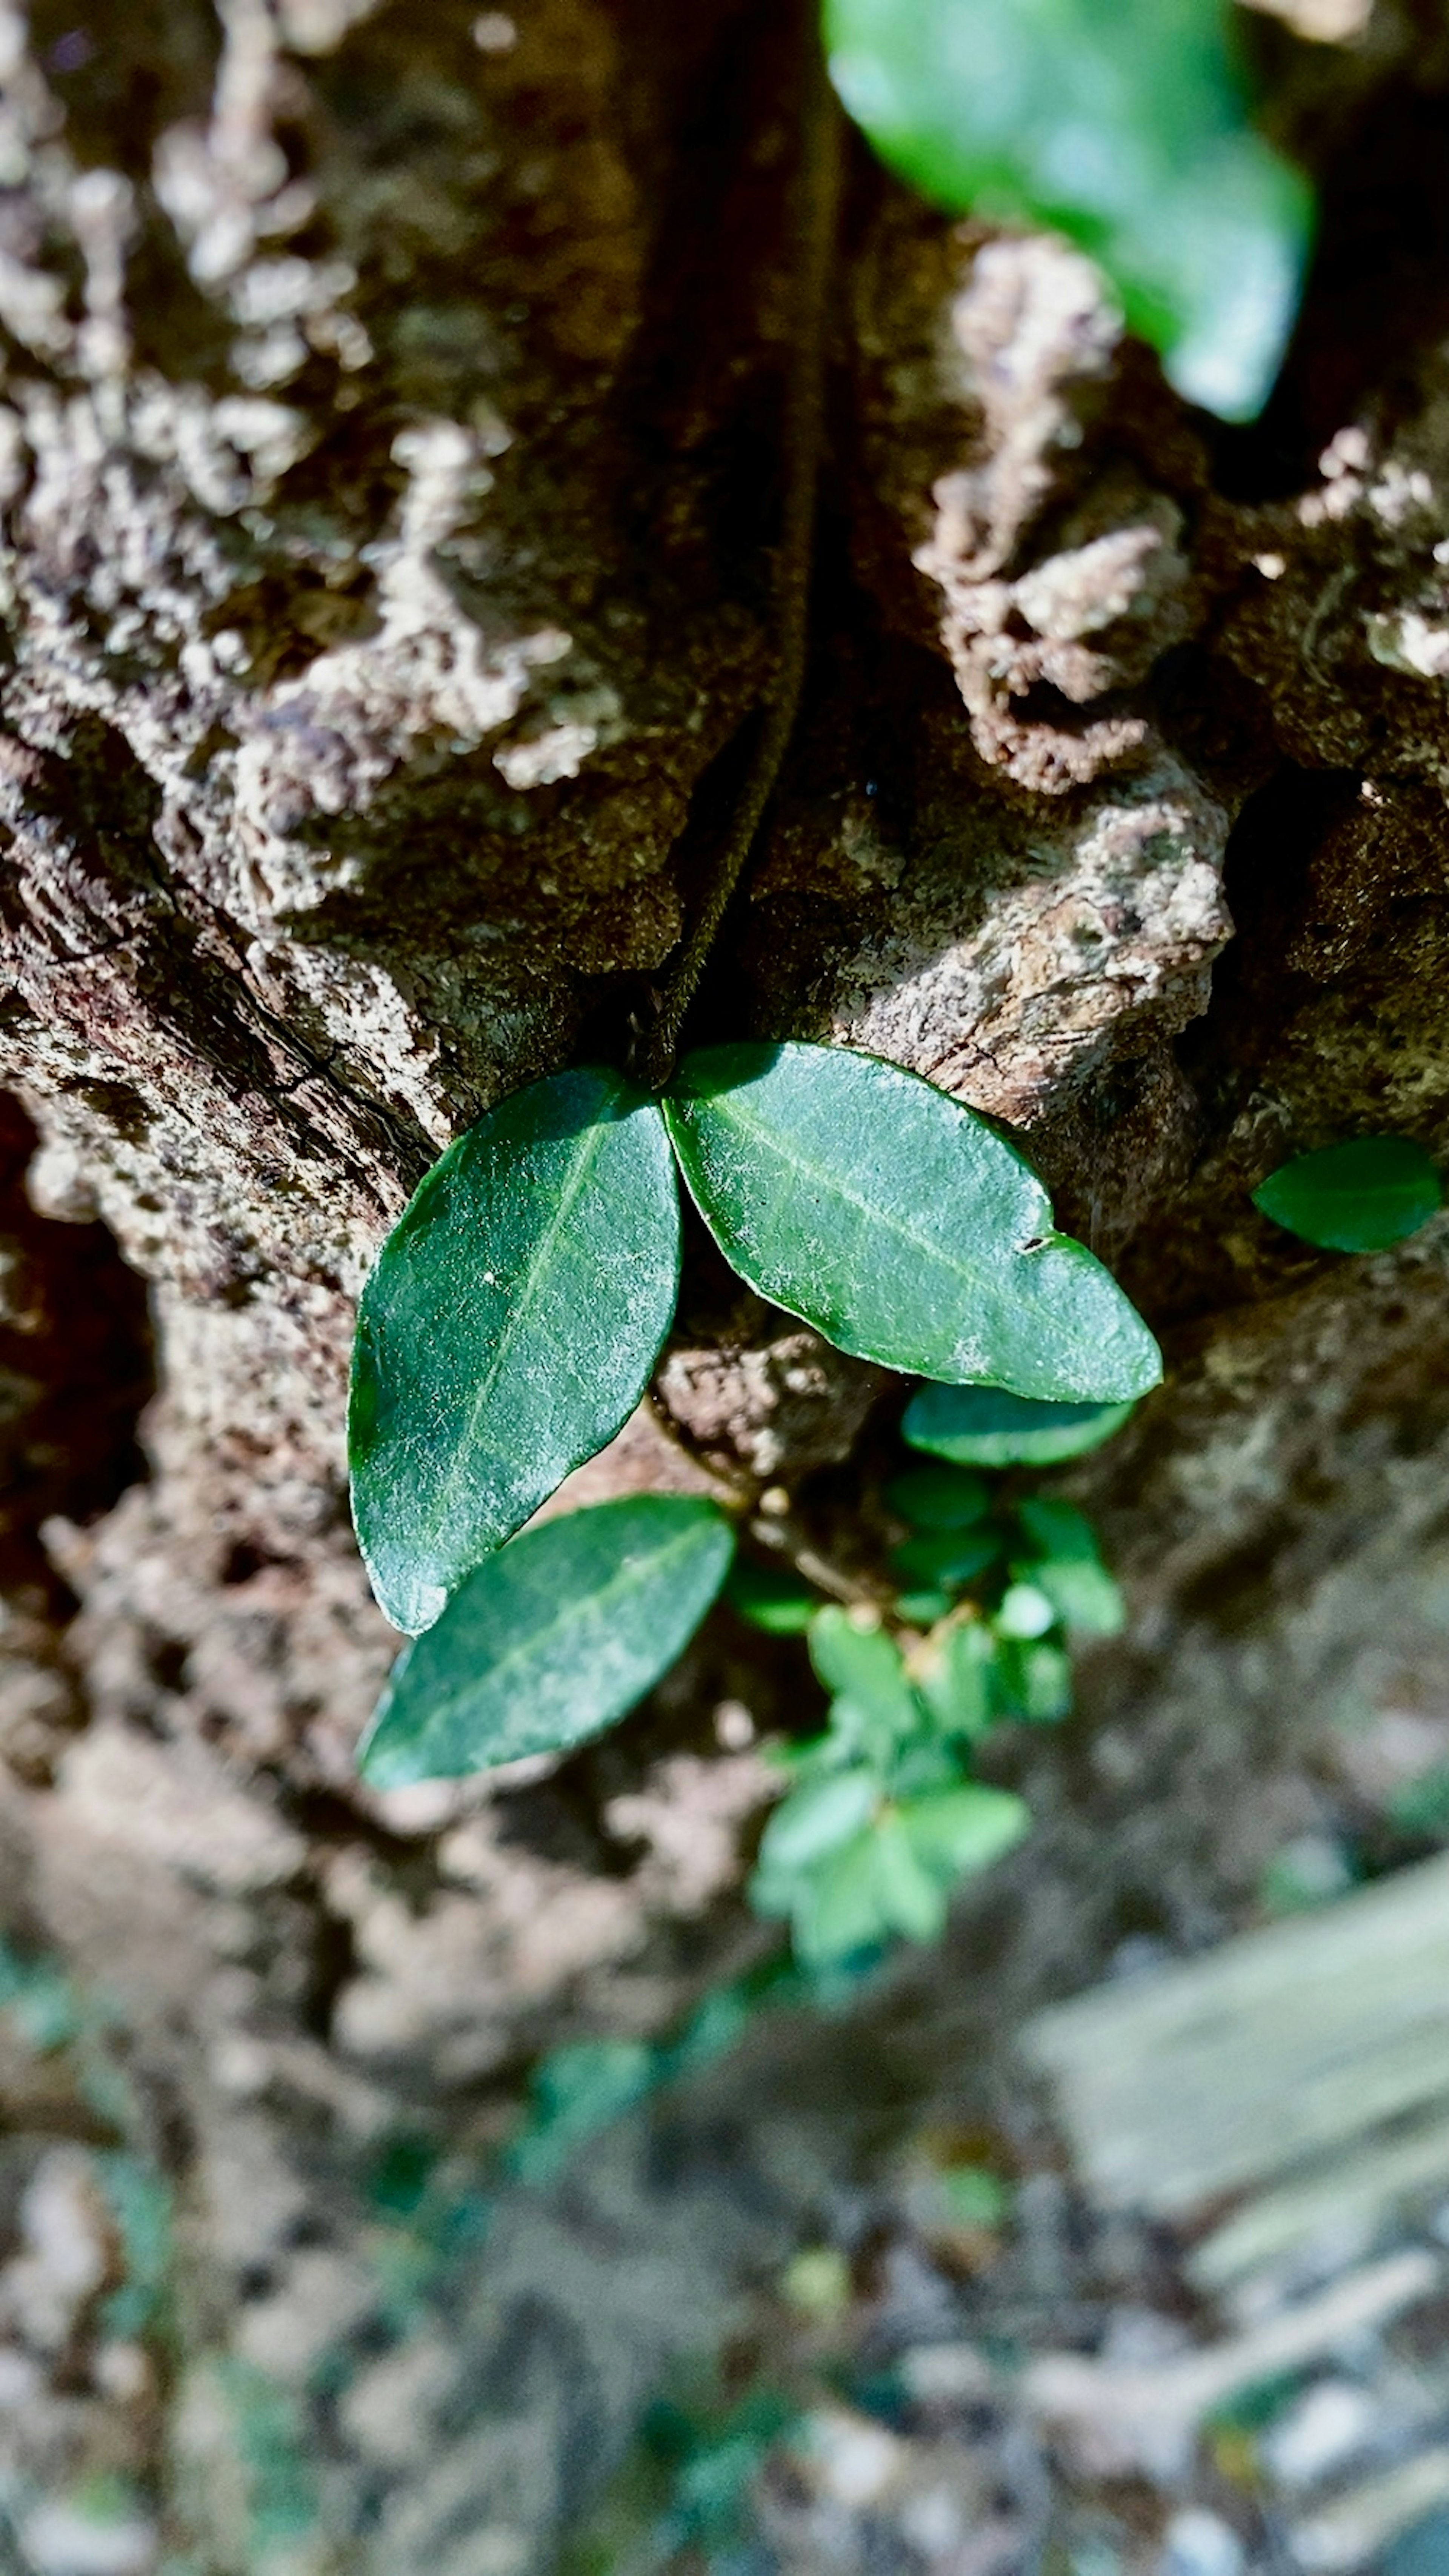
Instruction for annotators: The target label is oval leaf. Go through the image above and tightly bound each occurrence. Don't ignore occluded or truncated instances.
[823,0,1313,422]
[898,1784,1030,1883]
[358,1497,734,1787]
[1252,1137,1443,1255]
[759,1771,878,1874]
[808,1606,918,1728]
[351,1066,680,1634]
[903,1385,1137,1466]
[665,1043,1160,1403]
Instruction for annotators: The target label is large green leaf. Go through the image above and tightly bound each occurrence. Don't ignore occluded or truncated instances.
[665,1043,1160,1403]
[1252,1138,1443,1255]
[358,1497,734,1787]
[823,0,1313,422]
[903,1385,1137,1466]
[350,1066,680,1634]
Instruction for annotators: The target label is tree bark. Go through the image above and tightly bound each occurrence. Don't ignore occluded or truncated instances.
[3,0,1449,2565]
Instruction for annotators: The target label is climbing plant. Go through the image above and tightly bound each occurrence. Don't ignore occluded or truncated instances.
[343,2,1170,1960]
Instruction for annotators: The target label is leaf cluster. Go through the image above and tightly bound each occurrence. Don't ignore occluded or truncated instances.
[742,1419,1126,1967]
[350,1041,1157,1795]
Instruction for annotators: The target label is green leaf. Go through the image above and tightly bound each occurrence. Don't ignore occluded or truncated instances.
[1015,1497,1098,1563]
[1015,1505,1123,1633]
[996,1638,1074,1722]
[1034,1558,1124,1636]
[872,1812,949,1941]
[898,1784,1031,1883]
[893,1527,1001,1591]
[895,1589,956,1627]
[725,1559,820,1634]
[823,0,1314,422]
[350,1066,680,1634]
[358,1497,734,1786]
[758,1771,878,1873]
[665,1044,1161,1403]
[808,1606,916,1720]
[903,1385,1137,1466]
[1252,1137,1443,1255]
[885,1464,992,1529]
[995,1582,1057,1640]
[914,1621,997,1738]
[753,1826,886,1964]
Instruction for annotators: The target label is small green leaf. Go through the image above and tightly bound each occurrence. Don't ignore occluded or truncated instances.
[873,1812,949,1941]
[1033,1559,1124,1636]
[997,1638,1074,1722]
[351,1066,681,1634]
[895,1589,956,1627]
[808,1606,918,1724]
[823,0,1314,422]
[758,1771,878,1873]
[665,1044,1161,1403]
[995,1582,1057,1640]
[754,1826,886,1965]
[358,1497,734,1786]
[892,1528,1002,1591]
[898,1783,1030,1882]
[1252,1137,1443,1255]
[885,1464,992,1529]
[725,1559,821,1634]
[1012,1504,1124,1632]
[1015,1497,1097,1563]
[914,1621,997,1738]
[903,1385,1137,1466]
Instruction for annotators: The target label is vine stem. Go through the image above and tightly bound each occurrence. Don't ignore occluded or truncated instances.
[639,20,842,1093]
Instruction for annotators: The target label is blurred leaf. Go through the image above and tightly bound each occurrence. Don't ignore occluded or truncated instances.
[809,1606,920,1728]
[358,1497,734,1785]
[757,1826,888,1965]
[823,0,1314,420]
[1252,1136,1443,1253]
[666,1043,1161,1401]
[900,1784,1031,1883]
[938,2164,1011,2227]
[914,1620,998,1738]
[758,1769,878,1871]
[893,1526,1003,1589]
[1016,1497,1124,1632]
[1015,1496,1098,1562]
[997,1637,1074,1721]
[726,1556,821,1633]
[505,2040,655,2185]
[1386,1768,1449,1840]
[873,1811,950,1940]
[895,1587,956,1626]
[350,1066,680,1633]
[1034,1558,1125,1634]
[886,1463,992,1529]
[903,1384,1138,1466]
[995,1581,1057,1640]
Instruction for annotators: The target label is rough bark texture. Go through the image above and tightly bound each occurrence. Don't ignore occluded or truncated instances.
[4,0,1449,2567]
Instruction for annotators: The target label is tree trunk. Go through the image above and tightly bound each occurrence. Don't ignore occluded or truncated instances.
[3,0,1449,2565]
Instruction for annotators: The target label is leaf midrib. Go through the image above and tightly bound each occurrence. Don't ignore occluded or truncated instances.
[679,1084,1040,1328]
[416,1101,627,1559]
